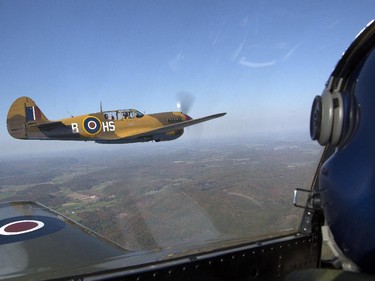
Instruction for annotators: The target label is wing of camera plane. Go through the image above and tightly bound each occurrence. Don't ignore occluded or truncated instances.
[0,201,128,280]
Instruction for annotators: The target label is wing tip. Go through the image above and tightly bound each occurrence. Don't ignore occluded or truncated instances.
[208,112,227,119]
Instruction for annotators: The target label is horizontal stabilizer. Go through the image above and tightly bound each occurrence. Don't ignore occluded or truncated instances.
[29,121,66,131]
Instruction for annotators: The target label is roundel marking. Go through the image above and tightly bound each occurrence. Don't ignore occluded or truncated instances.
[0,220,44,235]
[0,216,65,245]
[83,116,102,135]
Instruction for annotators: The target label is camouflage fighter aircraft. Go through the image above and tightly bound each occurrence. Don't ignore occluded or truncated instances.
[7,97,226,144]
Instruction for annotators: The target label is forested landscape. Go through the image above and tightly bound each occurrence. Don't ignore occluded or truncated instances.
[0,137,321,251]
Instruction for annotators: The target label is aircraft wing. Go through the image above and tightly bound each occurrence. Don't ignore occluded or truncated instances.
[139,112,226,135]
[96,112,226,144]
[0,201,167,280]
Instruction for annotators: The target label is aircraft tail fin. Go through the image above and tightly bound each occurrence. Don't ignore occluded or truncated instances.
[7,96,49,139]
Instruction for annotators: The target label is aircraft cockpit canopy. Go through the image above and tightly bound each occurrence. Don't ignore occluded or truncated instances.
[103,109,144,120]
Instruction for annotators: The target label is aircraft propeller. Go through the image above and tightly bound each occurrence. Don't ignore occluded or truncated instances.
[176,91,195,114]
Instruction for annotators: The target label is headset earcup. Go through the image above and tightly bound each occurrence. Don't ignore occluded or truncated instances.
[331,92,344,146]
[310,96,322,141]
[338,91,355,146]
[318,89,334,145]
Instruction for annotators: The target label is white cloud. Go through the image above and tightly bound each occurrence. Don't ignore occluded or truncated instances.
[282,42,302,62]
[239,57,276,68]
[232,39,246,61]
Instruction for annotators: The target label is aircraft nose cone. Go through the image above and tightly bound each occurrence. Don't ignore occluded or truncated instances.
[183,113,192,120]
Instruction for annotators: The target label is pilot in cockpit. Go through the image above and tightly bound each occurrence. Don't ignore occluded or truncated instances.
[286,20,375,280]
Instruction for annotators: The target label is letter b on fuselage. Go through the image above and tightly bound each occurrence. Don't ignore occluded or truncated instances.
[71,123,79,133]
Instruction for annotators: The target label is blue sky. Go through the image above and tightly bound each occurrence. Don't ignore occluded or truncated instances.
[1,0,375,156]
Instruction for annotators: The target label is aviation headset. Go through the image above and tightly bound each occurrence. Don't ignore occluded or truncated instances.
[310,20,375,147]
[309,20,375,273]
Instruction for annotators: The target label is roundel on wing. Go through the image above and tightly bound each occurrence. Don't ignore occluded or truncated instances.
[83,116,102,135]
[0,220,44,235]
[0,216,65,245]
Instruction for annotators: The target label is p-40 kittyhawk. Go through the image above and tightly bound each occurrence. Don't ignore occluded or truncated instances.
[7,96,226,144]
